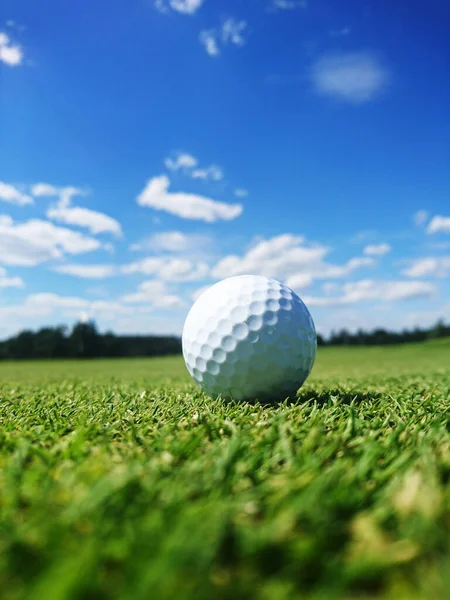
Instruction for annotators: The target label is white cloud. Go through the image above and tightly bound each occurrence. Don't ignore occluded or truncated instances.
[191,165,224,181]
[0,31,23,66]
[311,52,389,104]
[121,280,183,308]
[402,256,450,278]
[170,0,204,13]
[0,277,24,289]
[427,216,450,234]
[200,19,248,57]
[52,264,117,279]
[164,152,223,181]
[344,257,376,270]
[156,0,204,14]
[123,256,208,281]
[47,204,122,236]
[130,231,211,253]
[32,182,122,236]
[0,268,24,288]
[287,257,375,286]
[270,0,307,10]
[222,19,247,46]
[413,209,428,227]
[31,183,61,197]
[137,175,243,222]
[213,234,310,278]
[363,243,391,256]
[234,189,248,198]
[285,273,313,290]
[46,249,209,282]
[0,182,33,206]
[0,293,136,327]
[199,30,220,56]
[0,292,186,339]
[0,215,13,227]
[165,152,198,171]
[212,234,375,285]
[26,293,89,310]
[0,294,95,336]
[346,280,435,302]
[303,279,436,307]
[0,216,102,266]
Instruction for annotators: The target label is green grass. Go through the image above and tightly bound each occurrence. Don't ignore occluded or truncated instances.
[1,341,450,599]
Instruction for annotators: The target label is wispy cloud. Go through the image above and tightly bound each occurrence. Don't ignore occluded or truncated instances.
[191,165,223,181]
[49,254,209,282]
[363,243,391,256]
[311,52,390,104]
[200,19,248,57]
[0,182,33,206]
[123,256,208,281]
[47,204,122,237]
[137,175,242,222]
[121,280,183,307]
[52,264,118,279]
[222,18,247,46]
[130,231,212,253]
[402,256,450,278]
[32,183,123,236]
[304,280,436,306]
[234,189,248,198]
[165,152,198,171]
[351,230,378,244]
[199,30,220,57]
[0,288,185,339]
[164,152,224,181]
[0,294,138,328]
[414,209,429,227]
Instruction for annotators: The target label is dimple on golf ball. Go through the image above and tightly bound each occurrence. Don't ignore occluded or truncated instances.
[182,275,317,401]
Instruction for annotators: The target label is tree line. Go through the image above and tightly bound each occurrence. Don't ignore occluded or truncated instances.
[0,319,448,361]
[0,322,181,360]
[317,319,450,346]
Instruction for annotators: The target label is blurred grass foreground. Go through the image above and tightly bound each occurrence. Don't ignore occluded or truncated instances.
[1,339,450,599]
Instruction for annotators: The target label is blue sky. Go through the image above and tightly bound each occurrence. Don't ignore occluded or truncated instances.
[1,0,449,339]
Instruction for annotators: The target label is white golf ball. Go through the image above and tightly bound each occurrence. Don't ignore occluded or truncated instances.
[182,275,317,401]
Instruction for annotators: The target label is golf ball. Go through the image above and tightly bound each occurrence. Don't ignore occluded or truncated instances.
[182,275,317,401]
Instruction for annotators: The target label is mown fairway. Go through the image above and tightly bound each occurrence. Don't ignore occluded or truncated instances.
[1,341,450,600]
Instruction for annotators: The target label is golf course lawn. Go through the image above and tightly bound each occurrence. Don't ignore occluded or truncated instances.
[1,340,450,599]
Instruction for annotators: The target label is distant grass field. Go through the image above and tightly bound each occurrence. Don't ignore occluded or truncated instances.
[1,340,450,599]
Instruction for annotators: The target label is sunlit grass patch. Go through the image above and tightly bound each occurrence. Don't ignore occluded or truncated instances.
[1,341,450,599]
